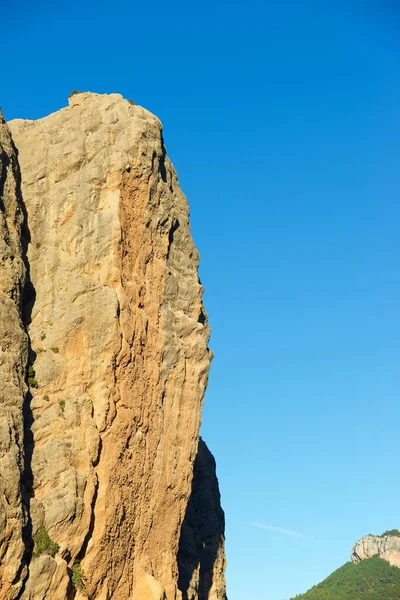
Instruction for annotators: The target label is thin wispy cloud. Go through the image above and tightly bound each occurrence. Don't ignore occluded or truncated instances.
[248,521,308,539]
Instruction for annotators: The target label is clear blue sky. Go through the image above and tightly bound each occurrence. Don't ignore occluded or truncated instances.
[2,2,400,599]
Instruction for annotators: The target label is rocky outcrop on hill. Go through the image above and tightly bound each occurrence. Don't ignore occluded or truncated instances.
[289,532,400,599]
[351,533,400,568]
[0,92,226,599]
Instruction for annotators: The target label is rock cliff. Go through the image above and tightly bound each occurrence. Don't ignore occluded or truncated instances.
[351,533,400,568]
[0,92,226,600]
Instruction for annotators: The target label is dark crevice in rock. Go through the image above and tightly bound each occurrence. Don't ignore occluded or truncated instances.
[9,124,36,599]
[78,475,100,563]
[197,309,207,325]
[159,134,168,183]
[166,219,180,260]
[0,147,9,214]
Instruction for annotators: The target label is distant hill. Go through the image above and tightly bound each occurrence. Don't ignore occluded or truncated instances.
[290,556,400,600]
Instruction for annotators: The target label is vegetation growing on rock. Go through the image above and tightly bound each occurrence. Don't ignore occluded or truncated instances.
[32,525,60,558]
[71,561,86,592]
[27,364,38,388]
[379,530,400,538]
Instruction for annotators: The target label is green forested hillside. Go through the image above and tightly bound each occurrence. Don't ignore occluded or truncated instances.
[291,556,400,600]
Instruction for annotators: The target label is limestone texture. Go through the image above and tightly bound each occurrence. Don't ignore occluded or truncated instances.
[351,534,400,568]
[0,92,226,600]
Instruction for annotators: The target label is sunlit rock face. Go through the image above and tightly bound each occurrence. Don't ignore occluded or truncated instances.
[0,92,227,600]
[351,534,400,568]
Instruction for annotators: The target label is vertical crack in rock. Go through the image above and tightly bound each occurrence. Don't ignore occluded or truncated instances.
[17,145,37,600]
[4,92,227,600]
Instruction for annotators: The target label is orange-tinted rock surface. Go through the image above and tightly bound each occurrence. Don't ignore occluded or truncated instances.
[0,93,226,600]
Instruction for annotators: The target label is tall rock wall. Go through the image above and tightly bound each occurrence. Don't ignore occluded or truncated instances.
[0,92,226,600]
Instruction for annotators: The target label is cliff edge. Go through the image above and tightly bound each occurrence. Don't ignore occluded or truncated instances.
[0,92,227,600]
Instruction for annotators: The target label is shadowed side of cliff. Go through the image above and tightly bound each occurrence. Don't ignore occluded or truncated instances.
[178,439,227,600]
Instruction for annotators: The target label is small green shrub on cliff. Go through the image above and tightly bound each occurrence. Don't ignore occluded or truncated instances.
[127,99,135,105]
[59,399,65,410]
[51,346,59,353]
[69,90,80,98]
[28,365,38,388]
[32,525,59,558]
[71,561,86,592]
